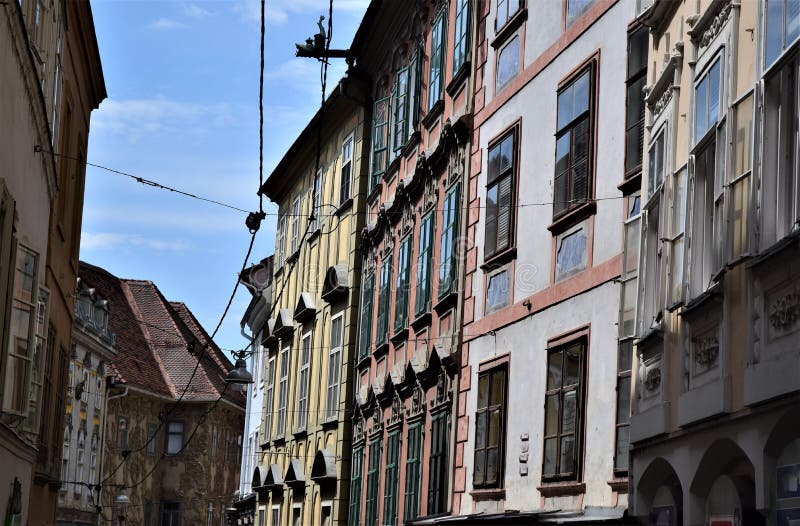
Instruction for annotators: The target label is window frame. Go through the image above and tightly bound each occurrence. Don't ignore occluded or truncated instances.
[564,0,596,28]
[473,364,507,489]
[453,0,471,75]
[416,212,435,315]
[542,338,587,482]
[117,416,129,450]
[495,0,522,32]
[495,34,521,93]
[727,92,754,261]
[404,420,424,520]
[624,24,648,178]
[340,132,354,206]
[276,345,290,437]
[290,195,302,255]
[312,167,323,232]
[365,436,382,526]
[382,429,401,526]
[349,445,365,526]
[146,422,158,456]
[376,252,393,346]
[484,123,520,261]
[438,184,460,299]
[165,420,185,456]
[428,409,450,514]
[325,313,344,421]
[763,0,800,69]
[620,193,641,338]
[371,96,390,189]
[613,339,632,475]
[553,59,597,220]
[297,331,312,432]
[358,272,375,361]
[428,8,448,111]
[394,234,412,332]
[264,353,275,442]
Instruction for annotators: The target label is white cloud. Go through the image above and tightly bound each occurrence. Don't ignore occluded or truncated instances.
[184,3,213,18]
[147,18,186,30]
[234,0,368,25]
[81,232,191,252]
[92,97,244,143]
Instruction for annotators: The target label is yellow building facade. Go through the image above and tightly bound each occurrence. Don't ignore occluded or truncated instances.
[252,77,370,526]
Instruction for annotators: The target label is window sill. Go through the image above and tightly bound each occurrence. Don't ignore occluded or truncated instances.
[537,481,586,497]
[367,181,382,204]
[410,311,432,332]
[469,488,506,501]
[335,197,353,217]
[272,434,286,445]
[307,228,321,244]
[548,201,596,236]
[725,253,754,271]
[422,99,445,131]
[321,417,338,430]
[292,428,308,439]
[481,247,517,271]
[402,131,421,158]
[390,327,409,344]
[617,171,642,195]
[374,340,390,357]
[680,281,723,318]
[356,352,372,369]
[607,477,628,493]
[433,290,458,315]
[446,61,471,98]
[491,8,527,50]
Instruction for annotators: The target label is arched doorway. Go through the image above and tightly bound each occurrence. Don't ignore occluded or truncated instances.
[636,457,683,525]
[765,406,800,525]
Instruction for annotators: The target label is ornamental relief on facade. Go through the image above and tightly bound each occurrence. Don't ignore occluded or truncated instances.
[364,245,377,276]
[696,2,732,53]
[430,368,452,410]
[368,405,383,436]
[692,335,720,374]
[445,141,465,190]
[768,287,800,338]
[637,345,663,405]
[387,393,403,427]
[400,202,415,237]
[353,411,366,443]
[420,165,438,214]
[406,383,426,419]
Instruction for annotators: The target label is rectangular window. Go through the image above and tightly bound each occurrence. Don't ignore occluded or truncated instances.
[694,58,721,143]
[297,332,312,431]
[312,168,323,232]
[371,97,390,188]
[394,236,412,331]
[161,501,181,526]
[51,32,62,146]
[614,340,632,474]
[641,200,663,331]
[258,508,266,526]
[566,0,595,27]
[276,214,286,268]
[359,273,375,361]
[340,133,353,205]
[729,94,753,259]
[290,196,301,255]
[409,48,423,134]
[416,213,434,315]
[393,66,410,156]
[554,65,594,218]
[625,25,648,175]
[486,129,517,258]
[765,0,800,68]
[27,286,48,432]
[496,35,520,92]
[349,445,364,526]
[271,505,280,526]
[648,126,666,198]
[365,437,382,526]
[555,222,589,281]
[620,194,641,337]
[428,410,450,514]
[376,253,393,345]
[146,423,158,456]
[166,422,184,455]
[690,138,724,296]
[439,184,460,299]
[264,354,275,442]
[4,245,38,415]
[453,0,471,74]
[117,417,129,450]
[543,340,586,481]
[473,366,506,488]
[668,169,686,306]
[496,0,520,30]
[485,268,510,313]
[382,430,401,526]
[428,10,447,110]
[277,346,289,436]
[292,506,302,526]
[404,422,423,520]
[325,314,343,421]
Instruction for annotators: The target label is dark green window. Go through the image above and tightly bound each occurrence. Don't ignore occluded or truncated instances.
[453,0,471,74]
[393,67,410,157]
[404,421,423,520]
[376,253,393,345]
[359,273,375,361]
[415,213,434,316]
[395,236,412,331]
[365,437,382,526]
[428,410,450,514]
[439,184,460,298]
[409,49,422,134]
[349,445,365,526]
[473,365,507,488]
[371,97,390,189]
[382,430,401,526]
[428,10,447,110]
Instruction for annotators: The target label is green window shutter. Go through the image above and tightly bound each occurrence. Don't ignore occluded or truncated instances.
[409,48,422,135]
[428,10,447,110]
[439,184,461,299]
[382,431,401,526]
[371,97,390,189]
[404,422,423,521]
[365,437,383,526]
[377,254,392,345]
[359,273,375,360]
[393,67,410,157]
[453,0,471,74]
[349,446,364,526]
[395,237,411,331]
[428,411,450,514]
[416,214,434,316]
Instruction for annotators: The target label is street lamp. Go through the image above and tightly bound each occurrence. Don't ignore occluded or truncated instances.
[115,488,130,523]
[225,355,253,385]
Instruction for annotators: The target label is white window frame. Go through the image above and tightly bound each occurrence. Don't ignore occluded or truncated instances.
[290,195,301,255]
[264,354,275,442]
[297,331,312,432]
[271,505,281,526]
[276,214,286,267]
[325,313,344,421]
[276,346,290,437]
[619,192,641,339]
[340,133,354,206]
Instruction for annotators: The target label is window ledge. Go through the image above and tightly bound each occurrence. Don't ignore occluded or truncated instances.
[434,291,458,315]
[725,253,754,271]
[422,99,445,131]
[367,181,382,204]
[469,488,506,501]
[307,228,321,244]
[617,171,642,195]
[272,434,286,445]
[374,340,390,357]
[384,156,401,183]
[390,327,409,344]
[335,197,353,217]
[446,61,471,98]
[292,428,308,439]
[356,352,372,369]
[321,417,338,429]
[402,131,421,158]
[548,201,596,235]
[481,247,517,271]
[537,481,586,497]
[680,281,723,318]
[607,477,628,493]
[491,8,527,50]
[410,310,432,332]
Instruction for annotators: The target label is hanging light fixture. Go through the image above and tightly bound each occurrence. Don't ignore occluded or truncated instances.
[225,355,254,385]
[115,488,130,522]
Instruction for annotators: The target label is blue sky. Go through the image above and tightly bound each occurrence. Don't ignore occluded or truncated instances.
[82,0,367,354]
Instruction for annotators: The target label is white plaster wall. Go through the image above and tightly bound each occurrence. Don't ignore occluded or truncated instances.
[472,1,632,314]
[463,281,622,511]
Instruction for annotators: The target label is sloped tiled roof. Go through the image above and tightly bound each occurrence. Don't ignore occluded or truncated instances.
[78,261,244,408]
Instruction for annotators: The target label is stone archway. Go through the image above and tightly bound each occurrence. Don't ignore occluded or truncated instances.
[636,457,683,525]
[764,405,800,525]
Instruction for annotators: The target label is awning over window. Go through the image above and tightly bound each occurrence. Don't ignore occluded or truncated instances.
[310,449,337,482]
[284,458,305,487]
[321,264,350,302]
